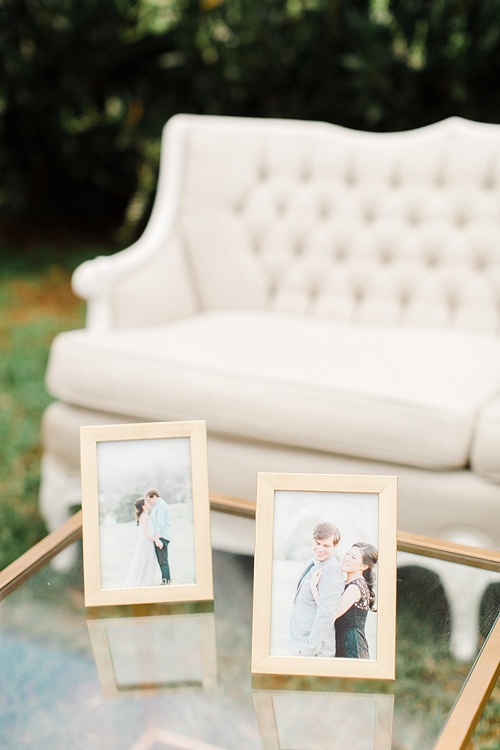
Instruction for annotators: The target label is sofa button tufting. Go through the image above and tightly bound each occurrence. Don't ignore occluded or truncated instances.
[345,172,357,187]
[300,166,312,182]
[407,212,422,226]
[333,245,346,262]
[257,164,269,182]
[378,247,394,265]
[250,237,262,254]
[318,204,331,220]
[309,286,319,301]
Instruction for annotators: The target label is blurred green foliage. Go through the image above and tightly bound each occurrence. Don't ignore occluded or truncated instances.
[0,260,86,570]
[2,0,500,240]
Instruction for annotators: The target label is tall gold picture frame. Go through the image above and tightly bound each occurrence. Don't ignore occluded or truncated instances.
[251,473,397,680]
[80,420,213,607]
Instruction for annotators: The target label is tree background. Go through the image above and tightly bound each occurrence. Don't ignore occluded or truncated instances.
[2,0,500,249]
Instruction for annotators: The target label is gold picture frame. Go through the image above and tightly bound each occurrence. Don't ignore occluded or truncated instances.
[81,420,213,607]
[251,473,397,680]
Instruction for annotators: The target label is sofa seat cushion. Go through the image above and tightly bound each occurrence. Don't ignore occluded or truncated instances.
[47,310,500,470]
[471,396,500,482]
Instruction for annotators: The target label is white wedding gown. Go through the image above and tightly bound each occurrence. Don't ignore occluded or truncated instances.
[122,516,159,588]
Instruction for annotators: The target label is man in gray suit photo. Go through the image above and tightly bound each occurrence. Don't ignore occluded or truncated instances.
[289,521,344,657]
[146,487,172,585]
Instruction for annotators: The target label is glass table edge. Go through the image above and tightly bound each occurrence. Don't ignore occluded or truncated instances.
[1,495,499,750]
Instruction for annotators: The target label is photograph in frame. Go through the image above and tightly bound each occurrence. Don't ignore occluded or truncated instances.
[253,689,394,750]
[251,473,397,680]
[81,420,213,607]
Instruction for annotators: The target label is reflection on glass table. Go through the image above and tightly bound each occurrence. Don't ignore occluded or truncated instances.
[254,690,394,749]
[87,612,217,698]
[0,512,499,750]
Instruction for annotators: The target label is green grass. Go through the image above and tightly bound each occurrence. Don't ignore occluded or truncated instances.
[0,248,114,570]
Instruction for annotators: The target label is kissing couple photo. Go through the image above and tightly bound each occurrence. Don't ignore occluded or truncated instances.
[122,488,172,588]
[81,422,214,607]
[92,432,198,592]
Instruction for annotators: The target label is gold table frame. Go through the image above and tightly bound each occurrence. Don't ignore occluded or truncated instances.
[1,493,499,750]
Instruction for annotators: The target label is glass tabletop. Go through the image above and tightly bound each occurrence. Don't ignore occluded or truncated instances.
[0,507,499,750]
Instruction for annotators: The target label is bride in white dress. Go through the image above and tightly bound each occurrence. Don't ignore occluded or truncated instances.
[123,497,162,588]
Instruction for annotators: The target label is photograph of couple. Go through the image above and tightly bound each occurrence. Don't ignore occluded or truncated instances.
[270,490,380,660]
[290,522,378,659]
[122,489,172,588]
[96,436,197,591]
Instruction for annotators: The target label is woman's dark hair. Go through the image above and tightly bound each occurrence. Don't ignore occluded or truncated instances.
[134,497,146,525]
[353,542,378,611]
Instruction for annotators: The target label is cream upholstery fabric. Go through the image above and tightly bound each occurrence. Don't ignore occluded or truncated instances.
[471,396,500,482]
[47,310,500,471]
[41,401,500,552]
[177,117,500,332]
[73,115,500,338]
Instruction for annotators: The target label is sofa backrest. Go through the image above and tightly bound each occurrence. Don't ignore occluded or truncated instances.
[163,114,500,333]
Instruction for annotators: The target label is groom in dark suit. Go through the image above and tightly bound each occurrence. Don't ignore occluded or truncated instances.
[289,521,344,657]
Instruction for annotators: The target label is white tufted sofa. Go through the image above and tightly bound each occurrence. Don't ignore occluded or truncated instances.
[42,114,500,654]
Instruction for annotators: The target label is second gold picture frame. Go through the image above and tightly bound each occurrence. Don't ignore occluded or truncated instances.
[251,473,397,680]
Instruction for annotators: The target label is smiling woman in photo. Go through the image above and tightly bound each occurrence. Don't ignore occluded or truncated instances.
[334,543,378,659]
[311,541,378,659]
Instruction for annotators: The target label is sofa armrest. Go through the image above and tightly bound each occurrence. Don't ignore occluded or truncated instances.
[72,115,199,331]
[72,230,198,332]
[72,250,129,331]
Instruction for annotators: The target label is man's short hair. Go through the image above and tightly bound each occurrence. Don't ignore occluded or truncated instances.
[145,488,160,498]
[312,521,340,546]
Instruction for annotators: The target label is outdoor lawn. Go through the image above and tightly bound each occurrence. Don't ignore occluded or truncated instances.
[0,244,114,570]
